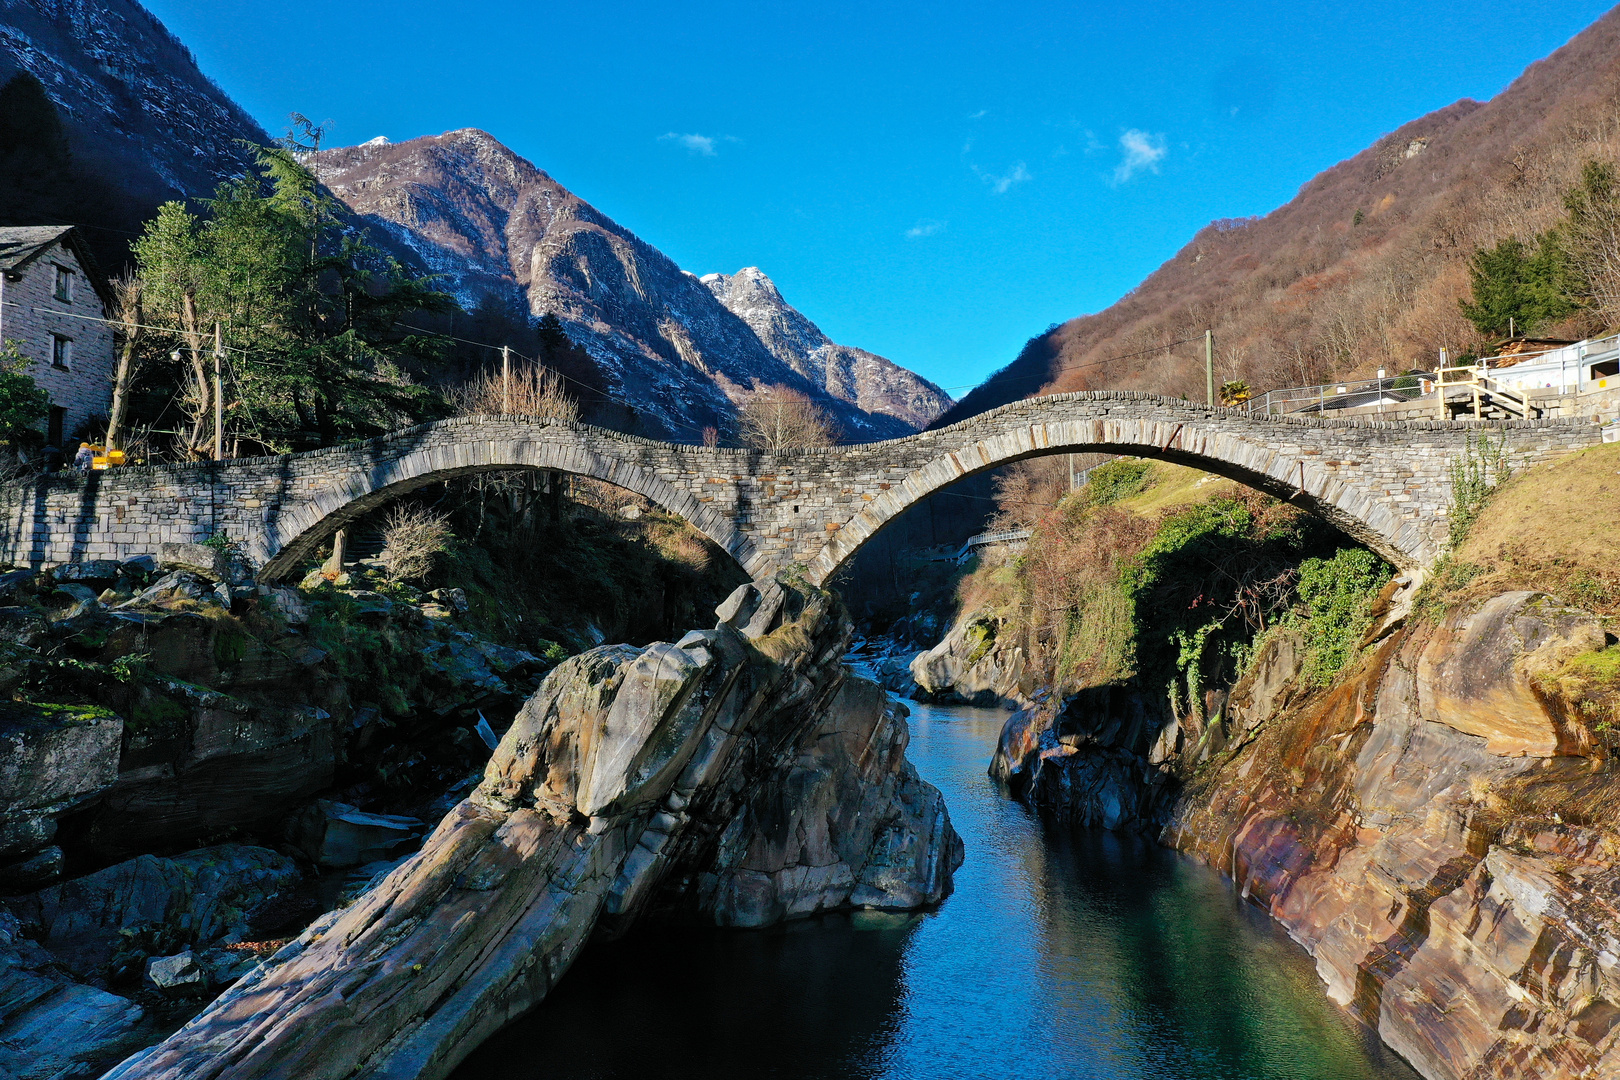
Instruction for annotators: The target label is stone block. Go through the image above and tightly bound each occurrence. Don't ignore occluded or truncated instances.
[157,542,226,581]
[53,560,121,588]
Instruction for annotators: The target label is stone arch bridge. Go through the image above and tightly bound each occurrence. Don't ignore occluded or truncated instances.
[0,393,1601,585]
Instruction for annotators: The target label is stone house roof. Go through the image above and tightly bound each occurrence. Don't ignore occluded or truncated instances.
[0,226,114,312]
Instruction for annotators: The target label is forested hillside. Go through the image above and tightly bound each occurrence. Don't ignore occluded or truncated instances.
[938,7,1620,423]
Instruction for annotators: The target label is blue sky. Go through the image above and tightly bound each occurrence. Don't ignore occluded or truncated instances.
[145,0,1615,395]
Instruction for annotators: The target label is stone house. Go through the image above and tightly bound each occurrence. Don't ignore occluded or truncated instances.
[0,226,117,448]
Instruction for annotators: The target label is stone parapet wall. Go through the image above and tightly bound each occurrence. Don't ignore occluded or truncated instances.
[0,394,1601,583]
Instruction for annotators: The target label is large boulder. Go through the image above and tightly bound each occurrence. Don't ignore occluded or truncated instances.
[910,612,1031,707]
[0,703,122,813]
[7,843,301,978]
[690,677,961,926]
[155,543,232,582]
[1413,591,1606,756]
[106,582,958,1080]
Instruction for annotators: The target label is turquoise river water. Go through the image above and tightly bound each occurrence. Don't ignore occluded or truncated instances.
[454,699,1422,1080]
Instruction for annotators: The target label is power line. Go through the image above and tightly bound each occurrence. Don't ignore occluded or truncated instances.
[934,334,1206,395]
[0,301,257,354]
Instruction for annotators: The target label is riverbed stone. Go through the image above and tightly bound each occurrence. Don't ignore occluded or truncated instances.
[289,800,425,869]
[143,951,205,993]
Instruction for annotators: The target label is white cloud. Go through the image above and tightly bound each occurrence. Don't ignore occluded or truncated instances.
[979,161,1030,194]
[659,132,737,156]
[967,108,989,120]
[905,219,947,239]
[1113,129,1166,183]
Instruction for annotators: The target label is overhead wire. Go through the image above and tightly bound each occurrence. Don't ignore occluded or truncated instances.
[931,334,1207,394]
[12,296,1213,442]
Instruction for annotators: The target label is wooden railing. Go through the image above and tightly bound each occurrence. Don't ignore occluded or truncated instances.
[1433,365,1534,419]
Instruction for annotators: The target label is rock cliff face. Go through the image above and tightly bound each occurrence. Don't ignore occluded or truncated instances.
[701,267,951,431]
[0,0,267,207]
[310,131,943,441]
[105,580,960,1080]
[995,588,1620,1079]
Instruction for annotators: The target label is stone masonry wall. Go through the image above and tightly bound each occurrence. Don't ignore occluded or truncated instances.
[0,394,1601,584]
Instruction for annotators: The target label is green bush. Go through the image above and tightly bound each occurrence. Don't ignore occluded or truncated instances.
[1291,547,1392,686]
[0,342,48,444]
[1084,458,1155,507]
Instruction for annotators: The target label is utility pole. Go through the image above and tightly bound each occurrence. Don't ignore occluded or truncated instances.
[501,345,512,413]
[1205,329,1215,406]
[213,321,224,460]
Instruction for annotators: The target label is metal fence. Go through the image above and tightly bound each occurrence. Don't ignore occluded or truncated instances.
[1238,372,1434,416]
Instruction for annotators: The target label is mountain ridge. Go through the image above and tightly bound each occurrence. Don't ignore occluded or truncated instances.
[312,129,950,440]
[701,266,952,431]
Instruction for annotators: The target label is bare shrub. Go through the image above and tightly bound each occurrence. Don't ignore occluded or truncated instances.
[736,386,840,450]
[455,363,579,421]
[378,504,453,582]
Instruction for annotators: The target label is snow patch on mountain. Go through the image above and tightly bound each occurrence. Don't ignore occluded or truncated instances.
[702,267,953,430]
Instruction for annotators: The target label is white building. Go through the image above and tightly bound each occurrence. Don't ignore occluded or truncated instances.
[0,226,117,449]
[1486,335,1620,395]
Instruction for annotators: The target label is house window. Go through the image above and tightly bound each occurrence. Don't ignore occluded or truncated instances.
[51,335,71,370]
[53,265,74,303]
[47,406,63,449]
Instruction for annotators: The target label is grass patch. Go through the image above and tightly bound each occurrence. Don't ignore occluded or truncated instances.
[1448,439,1620,616]
[1537,644,1620,736]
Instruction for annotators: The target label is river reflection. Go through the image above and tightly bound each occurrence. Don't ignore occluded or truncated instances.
[454,699,1420,1080]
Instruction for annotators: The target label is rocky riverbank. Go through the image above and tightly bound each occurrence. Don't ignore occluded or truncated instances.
[977,440,1620,1079]
[100,578,959,1080]
[991,582,1620,1078]
[0,542,566,1078]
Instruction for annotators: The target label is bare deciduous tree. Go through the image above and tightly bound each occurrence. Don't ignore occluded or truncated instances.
[378,503,453,583]
[106,275,143,452]
[454,363,579,421]
[735,386,840,450]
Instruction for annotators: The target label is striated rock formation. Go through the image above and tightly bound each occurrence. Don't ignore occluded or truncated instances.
[701,267,951,431]
[0,908,146,1080]
[997,586,1620,1079]
[909,613,1033,709]
[310,132,939,441]
[105,580,960,1080]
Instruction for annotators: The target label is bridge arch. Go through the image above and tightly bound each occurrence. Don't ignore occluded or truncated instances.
[254,423,764,581]
[798,399,1515,585]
